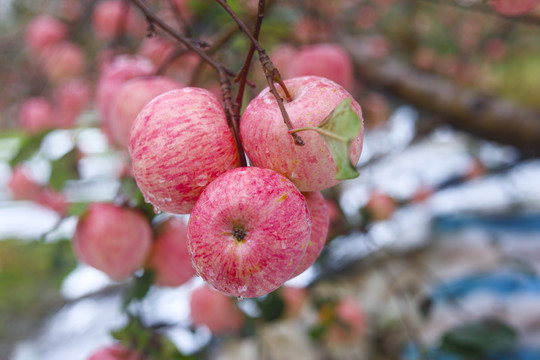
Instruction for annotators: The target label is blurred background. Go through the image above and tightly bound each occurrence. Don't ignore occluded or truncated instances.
[1,0,540,359]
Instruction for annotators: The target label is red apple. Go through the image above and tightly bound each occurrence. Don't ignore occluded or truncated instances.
[73,203,152,280]
[54,77,92,128]
[365,191,397,221]
[95,55,155,128]
[18,97,56,133]
[187,167,311,298]
[146,217,196,287]
[129,87,240,214]
[25,15,67,54]
[92,0,145,40]
[280,286,308,319]
[41,41,86,84]
[290,191,329,278]
[324,297,366,344]
[489,0,540,16]
[109,76,182,149]
[7,165,43,201]
[87,344,142,360]
[240,76,364,192]
[285,44,355,92]
[190,285,244,334]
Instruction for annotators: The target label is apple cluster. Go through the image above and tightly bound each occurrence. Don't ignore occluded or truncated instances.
[125,75,364,298]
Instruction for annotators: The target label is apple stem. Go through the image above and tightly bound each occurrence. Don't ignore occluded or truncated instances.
[215,0,305,147]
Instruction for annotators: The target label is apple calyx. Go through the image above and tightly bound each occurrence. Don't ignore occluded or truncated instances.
[232,226,247,242]
[289,98,363,180]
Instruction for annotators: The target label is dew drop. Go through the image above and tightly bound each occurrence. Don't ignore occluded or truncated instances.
[153,206,161,214]
[237,296,244,302]
[143,196,150,204]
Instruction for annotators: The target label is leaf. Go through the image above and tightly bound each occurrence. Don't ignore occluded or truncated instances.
[67,202,90,217]
[9,130,51,167]
[49,148,79,191]
[437,318,517,358]
[316,98,362,180]
[122,270,155,310]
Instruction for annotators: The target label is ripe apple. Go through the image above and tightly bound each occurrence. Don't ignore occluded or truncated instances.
[129,87,240,214]
[109,76,182,149]
[146,217,196,287]
[324,297,366,345]
[240,75,363,192]
[36,188,69,216]
[489,0,540,16]
[96,55,155,124]
[87,344,142,360]
[73,203,152,280]
[187,167,312,298]
[189,285,245,334]
[25,15,67,54]
[41,41,86,84]
[18,97,56,133]
[54,77,92,128]
[285,44,354,92]
[364,191,396,221]
[92,0,145,40]
[7,165,43,201]
[290,191,329,278]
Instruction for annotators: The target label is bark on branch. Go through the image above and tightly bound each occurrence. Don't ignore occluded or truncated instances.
[343,38,540,156]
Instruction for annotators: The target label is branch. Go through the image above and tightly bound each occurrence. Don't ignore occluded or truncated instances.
[343,38,540,156]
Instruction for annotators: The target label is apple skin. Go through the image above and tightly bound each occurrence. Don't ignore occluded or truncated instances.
[324,297,366,345]
[365,191,396,221]
[240,76,364,192]
[187,167,312,298]
[18,97,56,133]
[280,286,308,319]
[129,87,240,214]
[73,203,152,280]
[7,165,43,201]
[285,44,355,92]
[87,344,142,360]
[54,77,92,128]
[190,285,245,334]
[92,0,145,40]
[290,191,329,278]
[489,0,540,16]
[110,76,183,149]
[146,217,196,287]
[25,15,67,54]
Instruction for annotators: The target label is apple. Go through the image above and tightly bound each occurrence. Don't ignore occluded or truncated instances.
[18,97,56,133]
[25,15,67,54]
[95,55,155,129]
[280,286,308,319]
[240,75,364,192]
[146,217,196,287]
[187,167,312,298]
[324,297,366,344]
[189,285,245,334]
[7,165,43,201]
[364,191,396,222]
[129,87,240,214]
[92,0,145,40]
[109,76,182,149]
[41,41,86,84]
[87,344,142,360]
[36,188,69,216]
[285,44,355,92]
[54,77,92,128]
[73,203,152,280]
[489,0,540,16]
[138,37,175,68]
[290,191,329,278]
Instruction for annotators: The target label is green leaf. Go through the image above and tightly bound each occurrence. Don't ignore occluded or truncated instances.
[9,130,51,167]
[67,202,90,217]
[49,148,79,191]
[122,270,155,310]
[437,318,517,358]
[255,289,286,322]
[292,98,363,180]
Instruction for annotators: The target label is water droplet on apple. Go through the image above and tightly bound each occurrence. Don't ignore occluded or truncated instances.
[195,174,208,187]
[143,196,150,203]
[153,206,161,214]
[237,296,244,302]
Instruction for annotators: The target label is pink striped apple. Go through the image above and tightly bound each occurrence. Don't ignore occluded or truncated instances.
[129,87,240,214]
[73,203,152,280]
[92,0,145,40]
[146,217,195,287]
[190,285,245,334]
[110,76,183,149]
[18,97,56,133]
[489,0,540,16]
[41,41,86,84]
[240,76,363,192]
[25,15,67,54]
[290,191,329,278]
[187,167,311,298]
